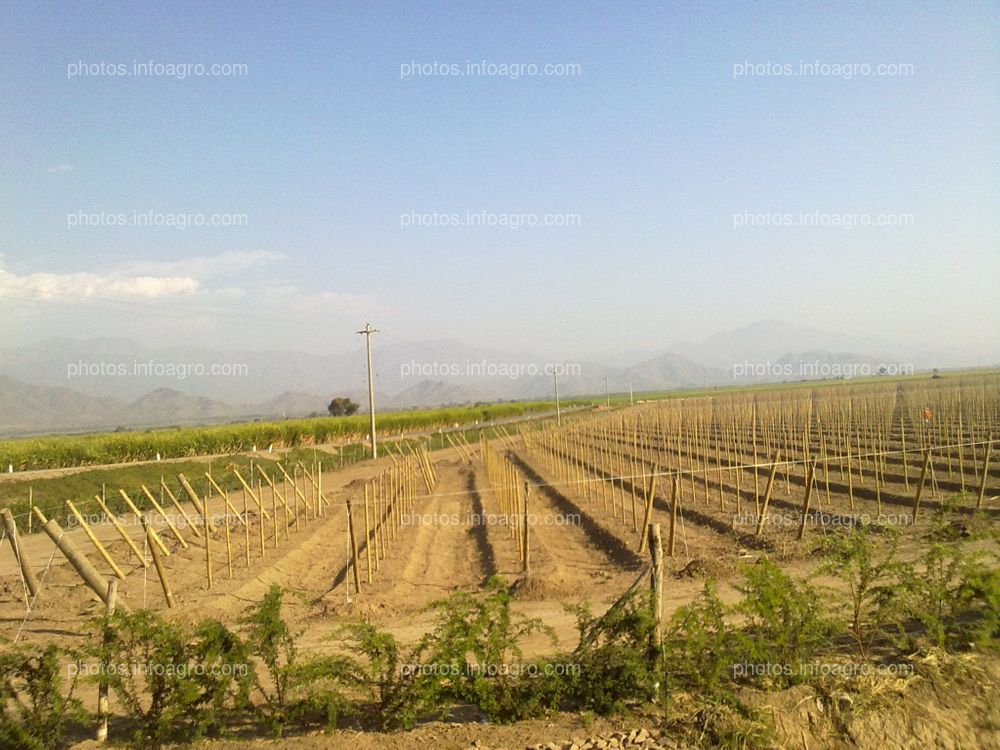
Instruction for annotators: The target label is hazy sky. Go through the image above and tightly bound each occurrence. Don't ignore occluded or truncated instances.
[1,1,997,361]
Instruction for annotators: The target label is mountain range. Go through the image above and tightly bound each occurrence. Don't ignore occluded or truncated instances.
[0,320,990,436]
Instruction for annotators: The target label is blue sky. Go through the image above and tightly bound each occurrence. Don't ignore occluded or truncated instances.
[1,0,997,361]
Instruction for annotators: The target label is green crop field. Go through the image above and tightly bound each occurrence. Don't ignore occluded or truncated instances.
[0,400,584,472]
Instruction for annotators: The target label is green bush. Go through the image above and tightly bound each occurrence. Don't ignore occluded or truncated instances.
[331,621,442,730]
[816,526,906,657]
[567,589,659,713]
[733,559,835,686]
[663,581,743,696]
[422,576,560,722]
[97,609,249,747]
[0,643,85,750]
[899,543,1000,650]
[240,585,344,735]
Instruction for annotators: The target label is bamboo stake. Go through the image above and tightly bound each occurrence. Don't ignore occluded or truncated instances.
[1,508,40,598]
[140,485,188,548]
[754,450,782,536]
[177,474,216,533]
[66,500,125,579]
[93,495,147,566]
[160,479,201,538]
[347,500,361,594]
[976,436,993,510]
[117,490,169,556]
[364,483,373,582]
[204,475,247,527]
[96,579,117,742]
[912,450,932,521]
[140,516,175,608]
[668,476,679,557]
[32,508,125,610]
[649,523,663,647]
[796,461,817,541]
[637,473,659,553]
[232,468,272,520]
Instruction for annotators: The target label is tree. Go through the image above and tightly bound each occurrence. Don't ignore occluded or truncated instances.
[327,397,359,417]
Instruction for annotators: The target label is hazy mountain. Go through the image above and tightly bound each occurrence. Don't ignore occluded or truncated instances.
[119,388,238,425]
[623,353,726,390]
[0,321,962,435]
[0,375,124,434]
[386,380,484,409]
[671,320,887,370]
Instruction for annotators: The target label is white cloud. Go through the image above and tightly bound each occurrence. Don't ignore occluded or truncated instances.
[260,285,377,313]
[0,260,198,301]
[46,164,75,173]
[124,250,285,279]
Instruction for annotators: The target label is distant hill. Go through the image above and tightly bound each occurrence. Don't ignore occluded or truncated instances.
[0,320,955,435]
[0,375,124,434]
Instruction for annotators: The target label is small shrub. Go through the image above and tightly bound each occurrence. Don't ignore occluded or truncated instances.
[899,543,1000,650]
[733,559,835,686]
[98,610,205,748]
[189,619,255,734]
[423,576,560,722]
[816,526,905,657]
[663,580,742,697]
[566,589,659,714]
[241,584,343,735]
[331,621,441,729]
[0,643,85,750]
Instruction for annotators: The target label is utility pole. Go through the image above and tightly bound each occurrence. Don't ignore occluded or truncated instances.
[357,323,379,459]
[629,378,634,406]
[554,370,561,426]
[604,377,610,408]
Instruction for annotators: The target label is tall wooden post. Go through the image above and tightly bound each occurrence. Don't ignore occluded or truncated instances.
[648,523,663,647]
[977,436,993,510]
[96,578,117,742]
[1,508,40,599]
[755,450,782,536]
[912,450,932,521]
[141,516,175,608]
[347,500,361,594]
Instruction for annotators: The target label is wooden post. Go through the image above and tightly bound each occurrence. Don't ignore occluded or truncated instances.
[32,508,126,610]
[648,523,663,647]
[140,516,175,608]
[233,468,272,520]
[96,578,117,742]
[796,461,817,541]
[638,472,659,553]
[754,450,782,536]
[117,490,170,556]
[66,500,125,579]
[92,495,147,567]
[347,500,361,594]
[140,485,188,548]
[977,436,993,510]
[204,475,247,527]
[242,483,251,566]
[522,482,530,575]
[160,479,201,538]
[1,508,40,598]
[363,483,373,583]
[668,476,679,557]
[912,449,932,521]
[177,474,216,533]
